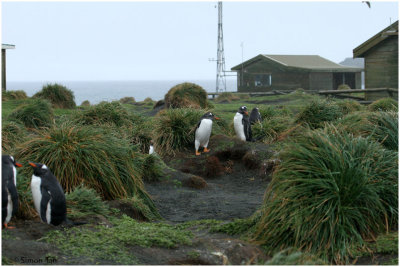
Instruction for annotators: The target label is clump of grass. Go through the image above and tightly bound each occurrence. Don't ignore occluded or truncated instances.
[253,126,398,264]
[336,111,398,151]
[2,90,28,101]
[165,82,208,109]
[80,100,90,107]
[335,99,364,115]
[295,99,343,129]
[14,121,157,218]
[153,108,204,156]
[211,217,257,236]
[119,96,136,104]
[127,118,154,153]
[33,83,76,109]
[337,84,351,90]
[265,249,327,265]
[368,97,398,112]
[43,215,192,264]
[214,92,240,103]
[118,196,161,221]
[15,174,37,219]
[73,101,133,127]
[251,115,294,144]
[66,185,110,219]
[2,121,27,153]
[141,154,165,182]
[8,98,54,128]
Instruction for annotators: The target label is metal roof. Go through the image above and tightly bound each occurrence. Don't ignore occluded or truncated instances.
[231,54,363,72]
[353,21,398,57]
[2,44,15,49]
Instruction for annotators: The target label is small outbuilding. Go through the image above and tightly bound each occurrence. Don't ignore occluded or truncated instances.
[231,54,363,92]
[2,43,15,91]
[353,21,398,89]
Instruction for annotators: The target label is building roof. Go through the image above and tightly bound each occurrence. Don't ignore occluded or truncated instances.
[2,44,15,49]
[231,54,363,72]
[353,20,398,58]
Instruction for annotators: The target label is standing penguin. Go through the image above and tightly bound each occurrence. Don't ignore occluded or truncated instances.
[2,155,22,228]
[149,140,155,155]
[249,107,262,125]
[233,106,251,141]
[29,162,67,226]
[194,112,219,156]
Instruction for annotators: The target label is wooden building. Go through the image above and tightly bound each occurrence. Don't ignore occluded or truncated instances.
[353,21,398,89]
[2,44,15,91]
[231,54,363,92]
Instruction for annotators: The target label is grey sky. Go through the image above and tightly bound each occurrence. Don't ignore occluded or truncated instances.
[2,1,398,82]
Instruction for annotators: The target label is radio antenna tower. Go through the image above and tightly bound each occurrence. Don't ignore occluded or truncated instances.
[216,1,226,92]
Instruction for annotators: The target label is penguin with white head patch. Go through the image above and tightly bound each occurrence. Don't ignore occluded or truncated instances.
[2,155,22,228]
[233,106,251,141]
[194,112,219,156]
[29,162,67,226]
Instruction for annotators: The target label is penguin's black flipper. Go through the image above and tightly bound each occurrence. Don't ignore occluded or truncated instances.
[39,188,51,223]
[2,186,8,225]
[7,181,19,216]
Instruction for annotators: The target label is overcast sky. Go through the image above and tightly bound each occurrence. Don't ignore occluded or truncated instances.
[1,1,399,82]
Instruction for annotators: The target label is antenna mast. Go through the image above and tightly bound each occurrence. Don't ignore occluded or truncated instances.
[216,1,226,92]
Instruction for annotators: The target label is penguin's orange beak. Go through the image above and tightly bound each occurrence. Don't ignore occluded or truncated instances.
[15,162,23,168]
[244,111,249,116]
[29,162,37,168]
[215,117,220,120]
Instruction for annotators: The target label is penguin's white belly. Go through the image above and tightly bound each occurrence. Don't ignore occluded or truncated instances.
[149,145,154,154]
[234,113,246,141]
[195,119,213,146]
[31,175,42,215]
[5,193,12,224]
[46,199,51,224]
[12,166,17,187]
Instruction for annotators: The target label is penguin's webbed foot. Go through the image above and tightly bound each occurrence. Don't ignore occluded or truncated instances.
[203,147,210,153]
[195,150,201,156]
[3,223,15,229]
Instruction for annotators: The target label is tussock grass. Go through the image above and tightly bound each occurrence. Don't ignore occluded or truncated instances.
[165,82,208,109]
[265,249,327,265]
[33,83,76,109]
[368,97,398,112]
[73,101,133,127]
[66,185,110,219]
[119,96,136,104]
[335,99,364,115]
[153,108,204,156]
[2,121,27,153]
[295,99,343,129]
[141,154,165,182]
[8,98,54,129]
[16,175,37,219]
[80,100,90,107]
[214,92,240,103]
[252,115,294,144]
[14,122,156,217]
[336,111,398,151]
[2,90,28,101]
[253,126,398,264]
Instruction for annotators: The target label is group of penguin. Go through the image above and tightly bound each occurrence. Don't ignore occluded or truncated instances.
[2,155,77,228]
[194,106,261,155]
[3,106,260,228]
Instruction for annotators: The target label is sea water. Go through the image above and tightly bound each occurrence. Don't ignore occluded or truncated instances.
[7,79,237,105]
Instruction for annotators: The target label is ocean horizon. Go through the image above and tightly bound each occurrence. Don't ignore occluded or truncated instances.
[6,79,238,105]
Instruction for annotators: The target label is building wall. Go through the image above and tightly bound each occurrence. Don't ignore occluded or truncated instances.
[309,72,333,90]
[364,36,398,88]
[236,59,310,92]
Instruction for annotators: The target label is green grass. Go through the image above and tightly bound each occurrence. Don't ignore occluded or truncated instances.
[42,215,193,264]
[253,125,398,264]
[368,97,398,112]
[33,83,76,109]
[165,82,208,109]
[264,248,327,265]
[295,99,343,129]
[8,98,54,129]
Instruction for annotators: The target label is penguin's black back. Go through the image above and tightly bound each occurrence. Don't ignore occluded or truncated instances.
[2,156,19,224]
[39,170,67,226]
[249,108,262,125]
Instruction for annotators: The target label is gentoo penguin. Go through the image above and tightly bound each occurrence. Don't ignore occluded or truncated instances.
[233,106,251,141]
[249,107,262,125]
[194,112,219,156]
[149,140,154,155]
[29,162,67,226]
[2,155,22,228]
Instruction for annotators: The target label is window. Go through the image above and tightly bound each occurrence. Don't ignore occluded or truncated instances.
[254,74,272,87]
